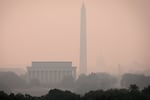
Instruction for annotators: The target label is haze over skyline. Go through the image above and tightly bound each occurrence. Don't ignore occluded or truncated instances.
[0,0,150,74]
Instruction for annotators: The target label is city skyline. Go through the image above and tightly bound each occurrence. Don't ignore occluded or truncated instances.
[0,0,150,74]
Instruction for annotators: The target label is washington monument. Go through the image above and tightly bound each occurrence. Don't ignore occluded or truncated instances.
[79,1,87,75]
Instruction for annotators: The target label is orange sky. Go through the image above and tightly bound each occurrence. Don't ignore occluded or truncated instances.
[0,0,150,74]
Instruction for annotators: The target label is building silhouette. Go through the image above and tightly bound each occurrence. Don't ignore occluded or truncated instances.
[80,1,87,75]
[27,62,76,85]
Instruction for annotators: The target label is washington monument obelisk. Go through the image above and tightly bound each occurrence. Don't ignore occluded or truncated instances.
[79,1,87,75]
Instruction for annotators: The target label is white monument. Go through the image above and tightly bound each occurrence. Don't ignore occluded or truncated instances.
[80,1,87,75]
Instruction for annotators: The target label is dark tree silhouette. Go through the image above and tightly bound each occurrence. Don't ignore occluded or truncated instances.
[43,89,80,100]
[129,84,139,92]
[1,86,150,100]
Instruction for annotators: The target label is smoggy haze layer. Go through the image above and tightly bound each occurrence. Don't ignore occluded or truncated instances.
[0,0,150,74]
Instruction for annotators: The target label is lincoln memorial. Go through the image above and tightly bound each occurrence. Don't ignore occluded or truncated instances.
[27,61,76,85]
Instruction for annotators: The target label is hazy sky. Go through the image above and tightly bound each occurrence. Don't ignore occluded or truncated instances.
[0,0,150,74]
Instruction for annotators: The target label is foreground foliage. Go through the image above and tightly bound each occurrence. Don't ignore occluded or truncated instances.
[0,85,150,100]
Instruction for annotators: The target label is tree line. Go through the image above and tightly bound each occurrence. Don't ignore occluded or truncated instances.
[0,84,150,100]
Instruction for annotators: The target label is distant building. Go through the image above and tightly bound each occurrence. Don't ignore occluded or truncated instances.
[27,61,76,85]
